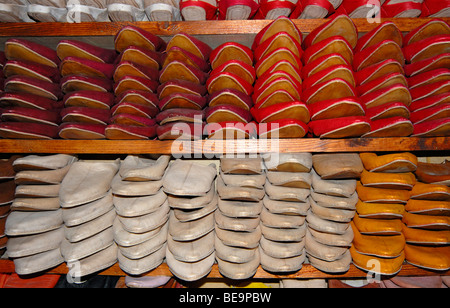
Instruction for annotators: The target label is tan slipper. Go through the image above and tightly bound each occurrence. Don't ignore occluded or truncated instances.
[167,230,215,262]
[217,199,263,218]
[215,209,260,232]
[168,182,216,210]
[263,152,312,173]
[165,245,215,281]
[169,210,215,241]
[260,223,306,242]
[5,209,63,236]
[215,234,257,263]
[305,229,348,262]
[260,246,305,273]
[118,200,169,234]
[215,224,261,249]
[262,195,310,216]
[118,242,166,275]
[113,188,167,217]
[216,247,260,280]
[312,153,363,180]
[64,208,116,243]
[306,210,350,235]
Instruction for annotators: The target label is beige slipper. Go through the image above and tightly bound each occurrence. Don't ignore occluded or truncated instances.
[310,190,358,210]
[165,245,215,281]
[305,229,348,262]
[307,249,352,274]
[264,179,310,202]
[168,182,216,210]
[173,193,218,222]
[215,209,260,232]
[220,156,264,175]
[167,229,215,262]
[64,208,116,243]
[306,210,350,235]
[217,199,263,218]
[168,210,215,241]
[5,209,63,236]
[311,169,356,198]
[217,176,265,202]
[15,184,60,198]
[214,234,257,263]
[312,153,364,180]
[119,223,168,259]
[13,247,64,276]
[310,197,355,223]
[15,165,71,185]
[144,0,181,21]
[13,154,77,172]
[220,170,266,189]
[260,234,305,259]
[261,223,306,242]
[117,242,166,275]
[111,173,163,197]
[113,216,164,247]
[119,155,171,181]
[266,171,311,189]
[260,206,306,229]
[7,226,64,258]
[308,225,353,247]
[118,199,169,234]
[215,224,261,249]
[66,243,117,278]
[263,153,312,173]
[216,247,260,280]
[11,197,60,211]
[113,188,167,217]
[260,246,305,273]
[262,195,310,216]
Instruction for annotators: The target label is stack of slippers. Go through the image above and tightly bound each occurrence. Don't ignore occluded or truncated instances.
[259,153,311,273]
[421,0,450,17]
[163,159,217,282]
[0,156,21,256]
[215,156,264,279]
[56,39,118,140]
[157,32,211,140]
[206,41,255,139]
[354,21,413,138]
[403,20,450,137]
[250,17,308,139]
[0,39,62,139]
[5,154,76,275]
[0,0,34,22]
[303,15,370,138]
[380,0,423,18]
[352,152,418,276]
[180,0,217,21]
[59,158,119,278]
[108,26,165,140]
[27,0,68,22]
[106,0,149,21]
[112,155,170,275]
[66,0,111,22]
[403,160,450,272]
[143,0,181,21]
[306,153,360,273]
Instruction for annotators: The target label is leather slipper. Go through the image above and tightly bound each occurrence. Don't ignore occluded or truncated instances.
[408,68,450,91]
[354,39,404,72]
[107,0,147,22]
[311,169,355,197]
[253,76,301,105]
[354,21,403,53]
[114,75,159,95]
[179,0,218,21]
[210,42,253,70]
[157,122,204,140]
[252,15,302,50]
[114,60,159,82]
[166,245,215,281]
[60,56,115,80]
[215,210,260,232]
[105,124,157,140]
[216,247,259,280]
[5,209,63,236]
[117,242,166,276]
[61,75,113,94]
[359,152,418,173]
[168,181,215,210]
[63,90,115,109]
[256,47,302,78]
[58,122,106,139]
[217,175,265,202]
[0,92,62,110]
[303,64,355,90]
[215,233,257,263]
[305,229,348,262]
[252,89,296,110]
[220,170,265,189]
[261,59,302,85]
[402,224,450,245]
[115,89,159,109]
[162,47,207,74]
[261,220,306,243]
[302,52,350,81]
[158,92,207,110]
[308,224,353,248]
[14,165,70,186]
[412,117,450,137]
[168,210,214,242]
[221,156,263,175]
[112,100,159,118]
[218,198,262,218]
[256,70,301,95]
[254,0,297,20]
[12,247,65,276]
[114,25,166,53]
[410,182,450,201]
[110,110,157,127]
[414,161,450,186]
[302,36,353,66]
[264,179,309,203]
[119,155,170,182]
[260,235,304,260]
[356,181,410,204]
[254,31,303,62]
[403,211,450,230]
[355,58,405,86]
[1,107,61,126]
[258,118,308,139]
[380,0,422,18]
[118,200,169,234]
[308,96,365,121]
[307,249,351,274]
[12,153,76,171]
[352,213,403,235]
[168,229,214,263]
[356,72,407,97]
[4,76,61,101]
[165,32,212,61]
[207,71,253,96]
[207,88,253,111]
[218,0,259,19]
[56,39,117,64]
[360,169,416,190]
[404,243,450,271]
[61,227,114,262]
[410,103,450,124]
[404,18,450,46]
[309,116,371,139]
[404,53,450,77]
[158,79,206,99]
[302,78,355,105]
[350,244,404,276]
[3,59,60,84]
[356,199,405,219]
[267,171,311,190]
[296,0,335,19]
[60,106,110,125]
[360,83,411,109]
[251,101,309,123]
[205,121,257,139]
[421,0,450,17]
[0,122,59,139]
[156,108,204,124]
[216,224,261,249]
[403,34,450,64]
[5,38,60,68]
[312,153,363,180]
[211,59,255,85]
[410,79,450,102]
[310,190,358,210]
[362,116,413,138]
[159,60,208,85]
[303,14,357,50]
[173,193,217,222]
[366,102,410,121]
[119,45,161,71]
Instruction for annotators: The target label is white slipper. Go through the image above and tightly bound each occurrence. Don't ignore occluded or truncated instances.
[27,4,68,21]
[66,0,110,22]
[0,3,34,22]
[107,0,148,21]
[144,0,181,21]
[180,0,217,20]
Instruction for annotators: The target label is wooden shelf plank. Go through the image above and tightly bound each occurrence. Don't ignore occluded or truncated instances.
[0,18,447,38]
[0,137,448,155]
[0,260,447,279]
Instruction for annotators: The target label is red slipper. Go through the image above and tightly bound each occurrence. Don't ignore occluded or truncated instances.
[3,59,60,83]
[119,45,162,71]
[159,60,208,85]
[60,56,115,80]
[252,16,302,50]
[110,114,157,127]
[409,92,450,113]
[303,14,357,50]
[63,90,115,109]
[302,64,355,90]
[256,48,302,80]
[407,68,450,90]
[258,118,308,139]
[114,75,159,96]
[58,122,106,139]
[218,0,259,19]
[5,38,60,68]
[211,59,256,85]
[114,25,166,53]
[356,72,407,96]
[157,79,207,99]
[61,75,113,94]
[253,76,301,105]
[158,92,207,111]
[410,103,450,124]
[333,0,381,18]
[354,21,403,53]
[302,36,353,66]
[366,102,410,121]
[180,0,219,21]
[360,83,411,109]
[251,101,310,123]
[156,108,205,125]
[308,97,365,121]
[253,0,297,20]
[254,31,303,62]
[210,42,253,70]
[162,46,209,72]
[111,101,159,118]
[308,116,371,138]
[206,71,253,96]
[353,39,404,71]
[205,121,257,139]
[0,122,59,139]
[412,117,450,137]
[297,0,335,19]
[260,59,302,84]
[355,59,404,86]
[0,107,61,126]
[113,61,159,82]
[105,124,157,140]
[404,19,450,46]
[60,107,111,125]
[302,53,350,80]
[57,39,117,64]
[362,117,413,138]
[205,104,252,123]
[207,88,253,111]
[420,0,450,17]
[256,70,302,93]
[156,122,204,140]
[166,32,212,61]
[302,78,356,105]
[410,80,450,102]
[403,34,450,64]
[404,53,450,77]
[253,89,297,110]
[0,92,62,110]
[381,1,422,18]
[4,76,62,101]
[115,89,159,109]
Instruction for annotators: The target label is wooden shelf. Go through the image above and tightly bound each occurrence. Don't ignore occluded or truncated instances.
[0,137,449,155]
